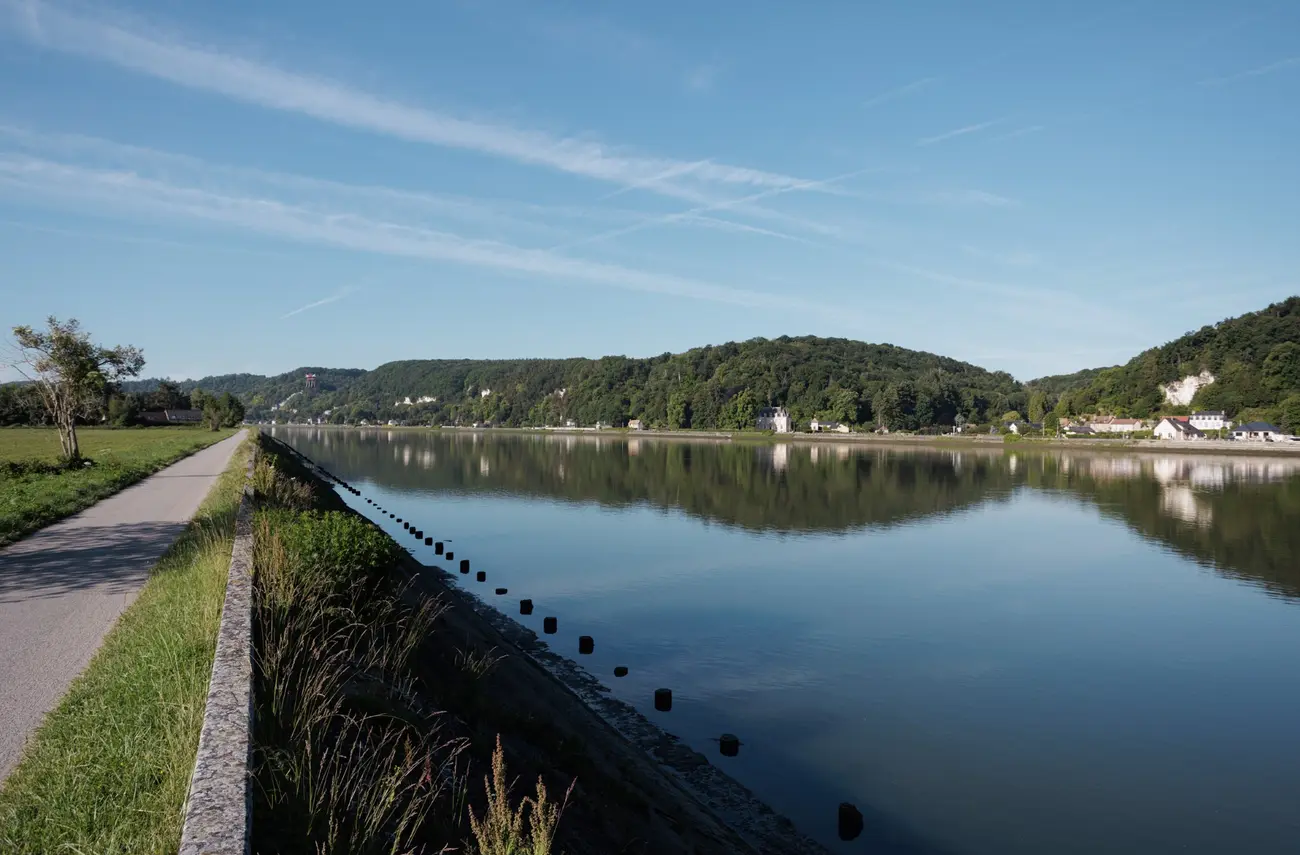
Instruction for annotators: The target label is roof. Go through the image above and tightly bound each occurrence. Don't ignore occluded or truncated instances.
[757,407,788,416]
[1190,410,1225,416]
[1235,421,1281,432]
[1159,418,1204,436]
[1110,418,1143,425]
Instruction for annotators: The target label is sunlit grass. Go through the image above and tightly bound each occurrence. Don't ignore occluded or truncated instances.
[0,432,250,854]
[0,427,235,546]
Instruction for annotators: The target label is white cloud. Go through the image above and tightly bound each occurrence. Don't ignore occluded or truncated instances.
[281,287,358,318]
[1200,56,1300,86]
[862,76,937,109]
[0,153,854,318]
[917,119,1000,146]
[2,1,810,199]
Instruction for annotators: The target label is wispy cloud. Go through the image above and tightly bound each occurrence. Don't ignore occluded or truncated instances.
[917,119,1000,146]
[282,286,358,318]
[961,244,1039,267]
[0,153,856,319]
[673,214,814,244]
[550,167,873,251]
[685,63,720,92]
[863,76,937,109]
[990,125,1044,142]
[1200,56,1300,86]
[1,1,811,199]
[925,189,1020,208]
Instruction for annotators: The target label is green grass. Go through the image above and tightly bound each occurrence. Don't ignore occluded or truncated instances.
[0,427,235,546]
[0,432,251,855]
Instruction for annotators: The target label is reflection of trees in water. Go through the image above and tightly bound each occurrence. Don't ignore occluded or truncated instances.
[272,429,1016,532]
[271,429,1300,600]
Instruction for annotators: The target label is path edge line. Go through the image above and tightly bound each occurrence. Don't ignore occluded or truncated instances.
[178,437,255,855]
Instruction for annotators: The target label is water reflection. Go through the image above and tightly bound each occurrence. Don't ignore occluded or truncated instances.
[272,428,1300,601]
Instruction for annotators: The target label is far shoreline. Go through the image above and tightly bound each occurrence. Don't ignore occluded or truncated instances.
[265,424,1300,458]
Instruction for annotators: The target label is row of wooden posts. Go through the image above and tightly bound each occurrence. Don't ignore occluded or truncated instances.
[305,451,866,843]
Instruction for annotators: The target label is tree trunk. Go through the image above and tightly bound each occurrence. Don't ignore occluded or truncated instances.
[59,418,80,462]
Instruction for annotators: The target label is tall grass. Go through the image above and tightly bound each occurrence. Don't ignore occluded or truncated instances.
[251,463,466,855]
[468,736,573,855]
[0,432,251,854]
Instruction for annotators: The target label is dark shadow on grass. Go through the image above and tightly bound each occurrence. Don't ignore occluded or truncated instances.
[0,520,190,603]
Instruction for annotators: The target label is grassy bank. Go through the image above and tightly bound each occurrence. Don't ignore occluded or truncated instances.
[252,435,794,855]
[251,438,570,854]
[0,431,250,854]
[0,427,236,546]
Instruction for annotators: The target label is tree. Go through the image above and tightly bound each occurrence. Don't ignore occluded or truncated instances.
[1277,394,1300,435]
[1042,412,1060,436]
[1028,391,1048,423]
[9,317,145,461]
[1001,410,1022,424]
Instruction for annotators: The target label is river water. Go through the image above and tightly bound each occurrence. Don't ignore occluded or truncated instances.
[269,427,1300,854]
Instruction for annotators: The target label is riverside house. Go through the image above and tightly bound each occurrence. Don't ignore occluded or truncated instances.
[1154,417,1206,440]
[809,419,850,433]
[756,407,793,433]
[1189,410,1230,431]
[1231,422,1283,441]
[1089,416,1145,434]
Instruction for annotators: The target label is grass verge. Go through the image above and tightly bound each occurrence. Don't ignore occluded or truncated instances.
[0,431,251,855]
[0,427,237,546]
[250,436,574,855]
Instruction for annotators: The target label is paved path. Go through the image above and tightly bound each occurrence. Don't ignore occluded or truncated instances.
[0,432,245,783]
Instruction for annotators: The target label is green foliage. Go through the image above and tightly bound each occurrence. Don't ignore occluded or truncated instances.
[9,316,146,460]
[1001,410,1022,423]
[129,337,1025,430]
[1041,297,1300,418]
[1278,395,1300,434]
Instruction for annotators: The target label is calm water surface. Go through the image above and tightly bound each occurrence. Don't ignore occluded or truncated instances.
[271,428,1300,854]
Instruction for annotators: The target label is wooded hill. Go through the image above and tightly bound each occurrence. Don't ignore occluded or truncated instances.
[1034,297,1300,429]
[107,297,1300,431]
[126,337,1027,430]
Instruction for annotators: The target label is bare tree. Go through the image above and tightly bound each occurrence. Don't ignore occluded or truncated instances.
[9,317,145,462]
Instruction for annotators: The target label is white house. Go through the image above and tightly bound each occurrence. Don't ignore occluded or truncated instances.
[1231,421,1283,442]
[1089,417,1145,434]
[756,406,793,433]
[1008,421,1042,435]
[1188,410,1230,431]
[810,419,850,433]
[627,419,645,430]
[1154,417,1205,441]
[480,388,492,398]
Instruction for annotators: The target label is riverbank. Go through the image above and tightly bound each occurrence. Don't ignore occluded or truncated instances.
[257,433,827,854]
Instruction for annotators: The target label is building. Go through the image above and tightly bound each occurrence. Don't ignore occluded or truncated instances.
[756,406,792,433]
[1231,421,1283,441]
[1065,424,1095,435]
[1188,410,1230,431]
[627,419,645,430]
[1154,417,1206,440]
[809,419,849,433]
[1089,416,1145,434]
[1008,421,1042,435]
[138,409,204,425]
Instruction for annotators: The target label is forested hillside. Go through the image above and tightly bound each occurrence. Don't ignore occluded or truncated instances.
[1037,297,1300,428]
[129,337,1028,430]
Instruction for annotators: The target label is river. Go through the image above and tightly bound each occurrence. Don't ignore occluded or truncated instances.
[268,427,1300,854]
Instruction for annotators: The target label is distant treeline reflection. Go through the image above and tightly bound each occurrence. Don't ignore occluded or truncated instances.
[271,429,1300,600]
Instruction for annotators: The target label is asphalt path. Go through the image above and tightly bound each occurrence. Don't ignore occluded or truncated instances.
[0,432,245,783]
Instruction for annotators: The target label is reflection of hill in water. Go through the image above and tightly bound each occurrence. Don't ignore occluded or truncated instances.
[273,430,1300,601]
[273,429,1016,533]
[1017,453,1300,602]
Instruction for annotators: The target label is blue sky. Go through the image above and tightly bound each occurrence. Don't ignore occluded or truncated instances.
[1,0,1297,382]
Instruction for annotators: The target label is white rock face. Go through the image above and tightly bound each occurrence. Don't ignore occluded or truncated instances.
[1162,370,1215,406]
